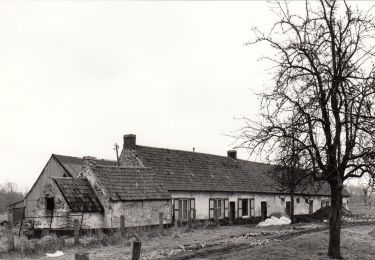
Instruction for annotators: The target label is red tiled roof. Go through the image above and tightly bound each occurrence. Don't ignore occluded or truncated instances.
[130,145,349,197]
[52,177,103,212]
[91,166,171,201]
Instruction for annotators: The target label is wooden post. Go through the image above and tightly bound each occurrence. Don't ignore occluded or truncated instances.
[173,216,178,228]
[193,209,196,228]
[7,210,14,251]
[159,212,163,231]
[18,206,25,236]
[75,253,89,260]
[74,219,79,245]
[228,208,232,225]
[120,215,125,237]
[132,241,142,260]
[214,208,219,226]
[187,210,192,230]
[174,216,178,228]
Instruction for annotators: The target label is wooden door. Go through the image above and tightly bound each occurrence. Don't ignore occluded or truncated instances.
[229,202,236,222]
[309,200,314,214]
[285,201,291,217]
[261,201,267,220]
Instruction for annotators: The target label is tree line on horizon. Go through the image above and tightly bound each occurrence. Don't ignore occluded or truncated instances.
[0,182,26,214]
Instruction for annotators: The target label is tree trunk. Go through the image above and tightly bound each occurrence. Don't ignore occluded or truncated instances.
[328,182,343,259]
[290,191,295,223]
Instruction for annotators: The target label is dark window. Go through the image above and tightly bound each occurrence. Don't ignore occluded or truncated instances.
[174,198,195,221]
[296,198,300,204]
[305,198,309,204]
[238,198,255,218]
[321,200,330,208]
[209,198,229,219]
[281,198,285,203]
[46,197,55,211]
[242,199,249,216]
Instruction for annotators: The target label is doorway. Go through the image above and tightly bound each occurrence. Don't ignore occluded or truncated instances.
[261,201,267,220]
[229,202,236,222]
[309,200,314,214]
[285,201,291,217]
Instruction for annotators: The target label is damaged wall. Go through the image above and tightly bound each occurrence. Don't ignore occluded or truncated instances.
[34,179,106,230]
[82,164,172,229]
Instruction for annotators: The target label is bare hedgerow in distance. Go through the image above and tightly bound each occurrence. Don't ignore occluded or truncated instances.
[359,176,375,208]
[237,0,375,258]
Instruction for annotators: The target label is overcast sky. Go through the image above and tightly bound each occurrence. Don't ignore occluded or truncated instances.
[0,1,371,190]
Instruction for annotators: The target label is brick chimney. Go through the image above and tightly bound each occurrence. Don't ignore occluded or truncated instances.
[82,156,96,172]
[123,134,136,150]
[227,150,237,160]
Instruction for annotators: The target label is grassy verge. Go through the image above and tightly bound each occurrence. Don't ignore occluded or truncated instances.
[194,225,375,260]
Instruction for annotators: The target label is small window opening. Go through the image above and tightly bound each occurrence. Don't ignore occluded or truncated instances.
[242,199,249,216]
[296,198,300,204]
[46,197,55,211]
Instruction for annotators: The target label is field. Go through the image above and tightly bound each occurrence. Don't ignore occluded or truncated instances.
[348,203,375,218]
[198,225,375,260]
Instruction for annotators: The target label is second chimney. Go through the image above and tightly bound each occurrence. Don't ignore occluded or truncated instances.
[227,150,237,160]
[123,134,136,150]
[82,156,96,172]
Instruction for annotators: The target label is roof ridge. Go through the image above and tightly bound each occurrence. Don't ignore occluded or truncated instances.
[52,153,116,162]
[92,165,152,169]
[50,176,75,180]
[135,145,271,165]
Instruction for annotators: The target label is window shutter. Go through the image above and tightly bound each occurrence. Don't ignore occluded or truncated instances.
[190,199,195,210]
[224,199,229,218]
[238,199,243,218]
[178,200,183,220]
[209,199,214,219]
[173,199,179,220]
[250,199,255,216]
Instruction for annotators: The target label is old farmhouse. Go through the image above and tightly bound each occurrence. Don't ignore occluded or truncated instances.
[13,134,349,230]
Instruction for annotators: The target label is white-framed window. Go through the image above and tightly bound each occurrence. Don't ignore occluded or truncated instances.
[238,198,255,218]
[321,200,330,208]
[173,198,195,221]
[209,198,229,219]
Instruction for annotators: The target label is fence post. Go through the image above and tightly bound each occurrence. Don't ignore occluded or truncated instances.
[74,219,80,245]
[193,209,196,228]
[7,210,14,251]
[214,208,220,226]
[174,216,178,228]
[159,212,163,231]
[187,210,192,230]
[228,208,232,225]
[120,215,125,237]
[75,253,89,260]
[132,241,142,260]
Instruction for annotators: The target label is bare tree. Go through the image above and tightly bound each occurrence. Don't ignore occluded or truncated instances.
[269,133,311,223]
[0,182,24,214]
[238,0,375,258]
